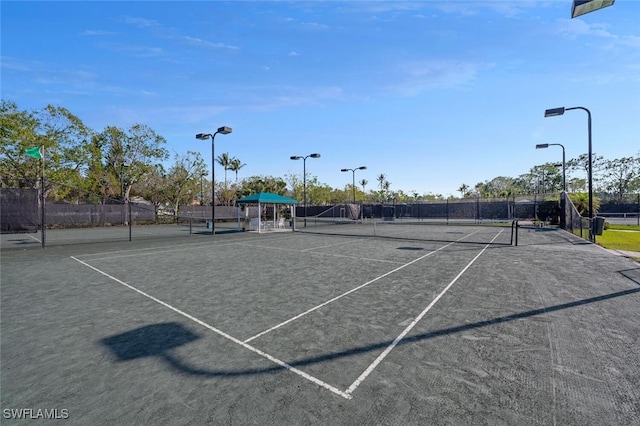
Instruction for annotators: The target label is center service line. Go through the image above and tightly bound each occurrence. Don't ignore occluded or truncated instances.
[345,230,503,396]
[70,256,353,400]
[243,230,484,344]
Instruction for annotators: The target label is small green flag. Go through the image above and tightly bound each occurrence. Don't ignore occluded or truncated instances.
[25,146,42,159]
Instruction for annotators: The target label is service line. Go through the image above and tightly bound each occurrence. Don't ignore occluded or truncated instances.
[234,241,405,265]
[345,230,503,396]
[242,231,484,343]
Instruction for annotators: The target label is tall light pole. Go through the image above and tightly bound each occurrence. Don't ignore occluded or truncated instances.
[200,171,207,206]
[536,143,566,192]
[341,166,367,203]
[545,106,592,240]
[196,126,232,235]
[290,153,320,227]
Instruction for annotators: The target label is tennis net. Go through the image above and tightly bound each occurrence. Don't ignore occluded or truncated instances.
[295,217,518,245]
[176,216,240,235]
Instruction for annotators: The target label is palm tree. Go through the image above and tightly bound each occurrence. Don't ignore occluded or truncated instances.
[359,178,368,201]
[458,183,469,199]
[569,192,600,216]
[377,174,386,192]
[216,152,232,187]
[228,158,246,182]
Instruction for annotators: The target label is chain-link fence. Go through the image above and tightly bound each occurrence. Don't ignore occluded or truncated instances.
[0,186,245,248]
[297,195,561,223]
[596,193,640,226]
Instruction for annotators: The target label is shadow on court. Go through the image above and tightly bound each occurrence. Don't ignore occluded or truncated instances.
[101,278,640,378]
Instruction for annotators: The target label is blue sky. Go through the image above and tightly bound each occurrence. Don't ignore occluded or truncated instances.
[2,1,639,197]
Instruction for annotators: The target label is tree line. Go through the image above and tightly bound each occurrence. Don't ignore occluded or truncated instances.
[1,100,638,217]
[458,153,640,203]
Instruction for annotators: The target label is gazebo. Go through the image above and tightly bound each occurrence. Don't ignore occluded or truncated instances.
[236,192,298,233]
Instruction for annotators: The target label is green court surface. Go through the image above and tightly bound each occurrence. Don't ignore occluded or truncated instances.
[1,225,639,424]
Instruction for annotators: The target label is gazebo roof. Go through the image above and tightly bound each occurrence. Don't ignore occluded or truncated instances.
[237,192,298,204]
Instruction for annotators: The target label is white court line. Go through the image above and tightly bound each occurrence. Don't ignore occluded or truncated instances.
[344,230,503,396]
[234,242,405,265]
[70,255,353,400]
[73,234,294,261]
[71,227,498,400]
[301,238,366,252]
[242,230,485,343]
[27,233,41,243]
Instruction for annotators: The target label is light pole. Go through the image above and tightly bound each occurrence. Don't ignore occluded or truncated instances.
[545,106,593,240]
[341,166,367,203]
[290,153,320,227]
[200,171,207,206]
[196,126,232,235]
[536,143,566,192]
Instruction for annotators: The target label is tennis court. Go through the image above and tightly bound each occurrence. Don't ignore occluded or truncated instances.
[1,223,639,424]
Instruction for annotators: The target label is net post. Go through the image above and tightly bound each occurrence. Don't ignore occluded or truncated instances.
[511,220,519,246]
[511,220,514,245]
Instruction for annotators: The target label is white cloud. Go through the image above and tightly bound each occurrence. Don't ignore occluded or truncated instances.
[555,18,614,39]
[618,35,640,49]
[183,36,239,50]
[554,17,640,60]
[0,56,33,72]
[386,60,490,96]
[80,29,118,36]
[242,85,345,111]
[300,21,329,30]
[120,16,159,28]
[105,44,165,58]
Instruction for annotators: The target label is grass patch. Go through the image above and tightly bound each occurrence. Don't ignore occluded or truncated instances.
[597,225,640,252]
[607,224,640,231]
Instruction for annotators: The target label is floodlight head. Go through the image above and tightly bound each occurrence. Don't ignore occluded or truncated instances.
[544,107,566,117]
[341,169,349,172]
[290,156,302,160]
[536,144,549,149]
[195,133,210,140]
[217,126,232,135]
[358,166,367,170]
[310,153,321,158]
[571,0,615,18]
